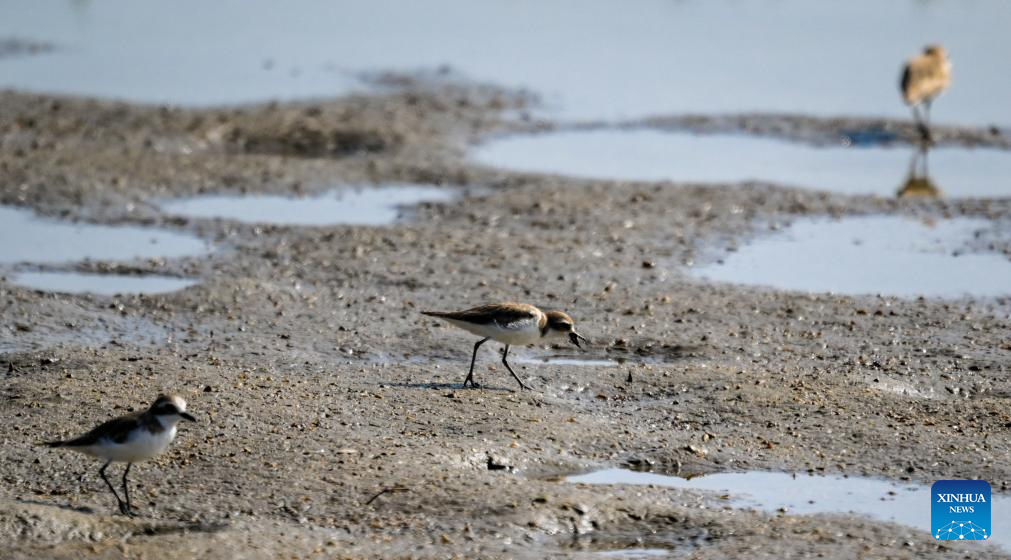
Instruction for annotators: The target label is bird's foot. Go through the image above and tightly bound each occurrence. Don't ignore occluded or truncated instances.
[118,501,135,517]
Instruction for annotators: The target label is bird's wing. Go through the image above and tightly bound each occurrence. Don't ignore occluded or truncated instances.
[900,63,912,97]
[57,413,142,447]
[496,314,539,331]
[435,303,539,326]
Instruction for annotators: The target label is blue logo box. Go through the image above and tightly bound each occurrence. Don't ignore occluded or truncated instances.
[931,480,991,541]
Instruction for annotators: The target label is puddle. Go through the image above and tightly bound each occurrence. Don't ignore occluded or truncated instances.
[158,185,456,226]
[595,549,670,558]
[691,216,1011,298]
[514,356,621,367]
[472,130,1011,199]
[567,469,1010,551]
[0,206,208,265]
[1,1,1009,124]
[6,271,197,296]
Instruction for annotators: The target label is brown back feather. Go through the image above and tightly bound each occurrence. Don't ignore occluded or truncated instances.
[45,408,164,448]
[901,51,950,104]
[422,303,540,326]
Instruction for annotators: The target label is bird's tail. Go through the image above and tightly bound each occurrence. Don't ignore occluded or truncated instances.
[42,440,67,448]
[421,311,451,318]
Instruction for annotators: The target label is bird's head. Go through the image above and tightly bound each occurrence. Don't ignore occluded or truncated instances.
[150,394,196,424]
[923,44,947,59]
[544,310,590,348]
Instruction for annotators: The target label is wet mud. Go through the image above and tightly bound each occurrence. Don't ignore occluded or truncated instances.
[1,82,1009,558]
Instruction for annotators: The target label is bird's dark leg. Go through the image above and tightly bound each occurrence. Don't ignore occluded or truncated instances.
[911,105,929,144]
[98,461,127,514]
[501,345,531,391]
[922,100,934,144]
[121,463,134,516]
[464,338,488,388]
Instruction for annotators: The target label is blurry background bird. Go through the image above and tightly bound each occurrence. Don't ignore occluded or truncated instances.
[900,44,952,143]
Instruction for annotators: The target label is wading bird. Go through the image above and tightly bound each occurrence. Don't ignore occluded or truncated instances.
[422,303,589,390]
[44,395,195,516]
[900,45,951,142]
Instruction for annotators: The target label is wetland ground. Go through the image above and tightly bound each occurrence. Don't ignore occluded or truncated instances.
[1,82,1009,558]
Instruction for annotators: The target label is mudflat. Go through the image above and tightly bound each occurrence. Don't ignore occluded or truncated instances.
[1,83,1009,558]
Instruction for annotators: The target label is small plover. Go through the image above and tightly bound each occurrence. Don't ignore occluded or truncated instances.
[422,303,588,390]
[901,44,951,142]
[44,394,195,516]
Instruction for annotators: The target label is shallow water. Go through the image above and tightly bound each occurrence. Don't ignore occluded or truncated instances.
[1,1,1009,124]
[0,206,208,265]
[158,185,456,226]
[595,549,670,559]
[7,271,197,295]
[514,356,620,367]
[567,469,1009,551]
[472,130,1011,199]
[692,216,1011,298]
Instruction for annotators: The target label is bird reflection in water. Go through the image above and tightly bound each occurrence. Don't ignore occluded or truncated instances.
[897,145,942,199]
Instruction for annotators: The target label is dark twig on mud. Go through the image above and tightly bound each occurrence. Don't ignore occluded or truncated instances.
[365,486,408,506]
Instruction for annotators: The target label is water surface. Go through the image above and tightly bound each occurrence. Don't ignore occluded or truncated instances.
[0,206,208,265]
[514,356,621,367]
[568,469,1009,551]
[158,185,456,226]
[595,549,670,558]
[692,216,1011,298]
[1,1,1008,124]
[8,271,197,295]
[472,130,1011,199]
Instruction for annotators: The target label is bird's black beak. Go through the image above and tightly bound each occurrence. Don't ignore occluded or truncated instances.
[569,332,589,348]
[180,412,196,422]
